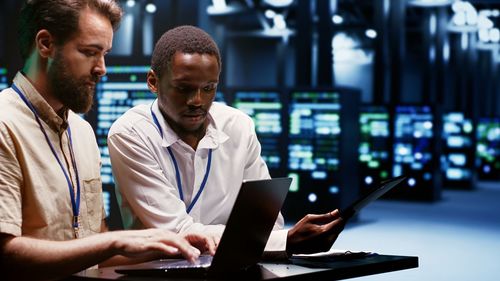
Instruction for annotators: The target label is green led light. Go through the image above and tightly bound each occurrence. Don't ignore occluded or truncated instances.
[368,161,380,168]
[288,173,299,192]
[360,154,372,162]
[463,122,473,133]
[235,102,282,110]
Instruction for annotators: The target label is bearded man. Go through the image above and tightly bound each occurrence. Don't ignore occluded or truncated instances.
[0,1,214,280]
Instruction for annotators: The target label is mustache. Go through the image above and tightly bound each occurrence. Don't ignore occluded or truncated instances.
[183,107,207,116]
[90,75,100,84]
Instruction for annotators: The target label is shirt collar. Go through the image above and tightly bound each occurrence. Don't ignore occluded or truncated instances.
[151,100,229,149]
[13,72,69,133]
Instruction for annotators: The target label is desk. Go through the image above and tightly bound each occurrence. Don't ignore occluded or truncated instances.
[70,254,418,280]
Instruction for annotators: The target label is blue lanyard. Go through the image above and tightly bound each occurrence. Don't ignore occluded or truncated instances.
[12,84,81,237]
[150,101,212,214]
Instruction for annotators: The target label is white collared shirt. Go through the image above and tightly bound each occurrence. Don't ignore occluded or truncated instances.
[108,101,287,251]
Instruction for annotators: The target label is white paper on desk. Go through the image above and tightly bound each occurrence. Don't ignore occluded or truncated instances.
[292,249,373,258]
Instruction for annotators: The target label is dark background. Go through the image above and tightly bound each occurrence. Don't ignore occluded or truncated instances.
[0,0,498,227]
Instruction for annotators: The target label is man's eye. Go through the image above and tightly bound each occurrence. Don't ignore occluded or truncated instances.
[83,50,97,57]
[203,85,216,92]
[176,86,191,93]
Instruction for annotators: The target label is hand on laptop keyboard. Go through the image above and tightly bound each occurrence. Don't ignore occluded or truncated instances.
[108,229,213,263]
[182,232,218,256]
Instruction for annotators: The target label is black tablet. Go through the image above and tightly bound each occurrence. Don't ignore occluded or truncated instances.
[339,176,406,220]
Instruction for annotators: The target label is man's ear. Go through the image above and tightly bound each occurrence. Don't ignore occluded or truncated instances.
[35,29,55,58]
[147,69,159,95]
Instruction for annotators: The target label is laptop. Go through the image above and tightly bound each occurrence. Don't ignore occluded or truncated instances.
[115,177,292,278]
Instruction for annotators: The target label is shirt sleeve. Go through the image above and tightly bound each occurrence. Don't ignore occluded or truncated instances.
[108,130,224,236]
[0,122,23,236]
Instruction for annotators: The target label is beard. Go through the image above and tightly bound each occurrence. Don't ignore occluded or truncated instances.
[48,51,98,113]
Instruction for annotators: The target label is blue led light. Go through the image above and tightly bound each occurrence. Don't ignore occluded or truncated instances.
[365,176,373,185]
[408,178,417,187]
[449,154,466,166]
[103,191,111,217]
[0,68,8,91]
[483,165,491,173]
[312,171,327,179]
[329,186,339,194]
[308,193,317,203]
[446,168,465,180]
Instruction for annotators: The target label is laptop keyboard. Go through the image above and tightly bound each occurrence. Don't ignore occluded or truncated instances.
[160,255,213,269]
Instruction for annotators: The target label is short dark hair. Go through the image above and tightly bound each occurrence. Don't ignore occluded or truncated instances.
[18,0,123,60]
[151,25,222,78]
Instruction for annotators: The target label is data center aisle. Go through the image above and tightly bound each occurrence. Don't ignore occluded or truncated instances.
[331,181,500,281]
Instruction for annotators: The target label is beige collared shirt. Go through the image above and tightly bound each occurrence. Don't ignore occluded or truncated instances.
[0,72,103,240]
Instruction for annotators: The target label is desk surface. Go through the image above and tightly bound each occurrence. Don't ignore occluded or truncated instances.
[71,254,418,281]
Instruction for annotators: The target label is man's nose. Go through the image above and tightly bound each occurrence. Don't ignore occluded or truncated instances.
[92,55,106,77]
[187,88,203,106]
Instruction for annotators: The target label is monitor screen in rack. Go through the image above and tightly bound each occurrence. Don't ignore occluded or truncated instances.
[392,105,434,191]
[359,105,391,189]
[476,117,500,180]
[441,112,474,183]
[232,90,283,170]
[288,91,341,194]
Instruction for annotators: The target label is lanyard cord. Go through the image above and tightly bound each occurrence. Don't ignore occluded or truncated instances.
[12,84,81,233]
[150,101,212,214]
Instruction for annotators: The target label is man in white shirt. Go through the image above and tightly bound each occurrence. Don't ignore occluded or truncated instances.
[108,25,344,256]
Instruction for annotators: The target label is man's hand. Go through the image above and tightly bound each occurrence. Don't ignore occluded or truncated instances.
[286,209,345,255]
[111,228,211,262]
[183,232,219,256]
[0,229,216,279]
